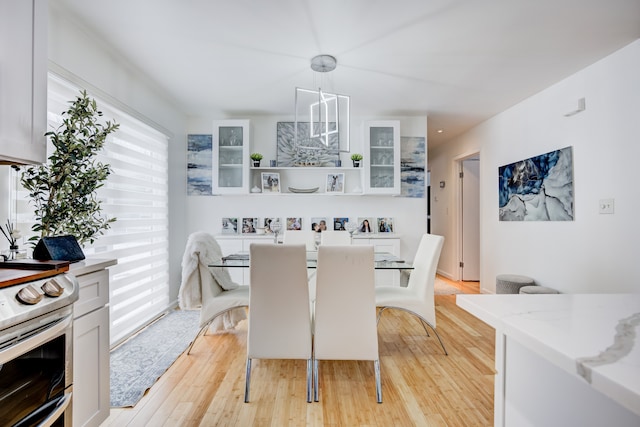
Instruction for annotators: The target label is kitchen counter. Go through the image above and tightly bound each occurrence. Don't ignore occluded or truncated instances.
[0,258,116,288]
[457,294,640,426]
[69,258,117,276]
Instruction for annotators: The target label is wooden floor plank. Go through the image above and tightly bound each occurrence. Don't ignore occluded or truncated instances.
[104,276,494,426]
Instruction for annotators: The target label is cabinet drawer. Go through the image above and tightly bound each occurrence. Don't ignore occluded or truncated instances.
[73,269,109,319]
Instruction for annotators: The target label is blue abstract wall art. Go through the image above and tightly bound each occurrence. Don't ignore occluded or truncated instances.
[400,136,425,198]
[499,146,573,221]
[187,134,212,195]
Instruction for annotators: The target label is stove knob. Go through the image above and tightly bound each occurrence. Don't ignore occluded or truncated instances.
[16,284,44,305]
[42,278,64,297]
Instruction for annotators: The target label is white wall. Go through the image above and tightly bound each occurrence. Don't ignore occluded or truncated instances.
[48,4,188,301]
[429,39,640,294]
[187,115,429,259]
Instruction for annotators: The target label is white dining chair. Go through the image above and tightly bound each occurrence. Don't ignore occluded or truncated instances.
[319,230,351,245]
[245,243,313,403]
[283,230,316,250]
[375,233,447,355]
[313,245,381,403]
[180,232,249,355]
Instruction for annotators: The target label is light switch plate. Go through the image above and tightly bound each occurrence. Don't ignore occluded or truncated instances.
[599,198,614,214]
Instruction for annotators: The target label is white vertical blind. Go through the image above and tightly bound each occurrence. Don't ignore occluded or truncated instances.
[19,74,170,346]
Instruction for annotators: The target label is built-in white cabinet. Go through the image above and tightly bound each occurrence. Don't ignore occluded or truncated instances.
[0,0,47,164]
[363,121,401,195]
[71,259,116,427]
[213,120,250,194]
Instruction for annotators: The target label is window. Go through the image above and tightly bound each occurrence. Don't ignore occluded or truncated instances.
[19,74,170,346]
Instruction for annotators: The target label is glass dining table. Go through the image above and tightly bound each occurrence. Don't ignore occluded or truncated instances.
[210,251,414,270]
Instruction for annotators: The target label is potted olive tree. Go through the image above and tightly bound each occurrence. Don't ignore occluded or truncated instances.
[20,90,119,257]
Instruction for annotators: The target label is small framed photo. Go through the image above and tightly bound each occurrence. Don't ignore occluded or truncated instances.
[263,217,280,234]
[241,217,258,234]
[261,172,281,193]
[221,217,238,234]
[358,217,375,233]
[287,217,303,230]
[264,218,282,234]
[325,173,345,193]
[333,217,348,231]
[311,217,329,232]
[377,217,394,233]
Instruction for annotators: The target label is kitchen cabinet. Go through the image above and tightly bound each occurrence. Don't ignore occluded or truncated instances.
[212,120,250,194]
[0,0,47,164]
[363,121,400,195]
[71,259,116,427]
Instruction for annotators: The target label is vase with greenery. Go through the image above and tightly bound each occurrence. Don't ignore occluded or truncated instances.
[20,90,120,246]
[351,153,363,167]
[250,152,263,167]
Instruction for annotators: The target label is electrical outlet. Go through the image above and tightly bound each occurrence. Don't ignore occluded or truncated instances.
[599,199,614,214]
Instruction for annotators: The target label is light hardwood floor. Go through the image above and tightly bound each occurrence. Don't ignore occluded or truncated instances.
[103,277,494,426]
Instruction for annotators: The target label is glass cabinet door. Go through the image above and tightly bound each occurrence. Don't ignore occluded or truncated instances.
[364,121,400,194]
[213,120,250,194]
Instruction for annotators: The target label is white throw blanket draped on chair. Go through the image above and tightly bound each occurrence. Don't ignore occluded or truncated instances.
[179,231,246,332]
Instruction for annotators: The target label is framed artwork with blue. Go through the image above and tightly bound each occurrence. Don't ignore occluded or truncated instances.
[187,134,212,195]
[499,146,573,221]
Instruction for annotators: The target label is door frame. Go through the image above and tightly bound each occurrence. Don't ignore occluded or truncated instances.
[453,151,481,281]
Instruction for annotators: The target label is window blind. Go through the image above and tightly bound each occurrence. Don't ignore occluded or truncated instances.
[19,74,170,346]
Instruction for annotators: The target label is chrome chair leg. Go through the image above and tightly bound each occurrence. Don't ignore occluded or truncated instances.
[313,359,319,402]
[306,359,312,403]
[374,359,382,403]
[244,359,252,402]
[186,322,211,355]
[377,306,448,355]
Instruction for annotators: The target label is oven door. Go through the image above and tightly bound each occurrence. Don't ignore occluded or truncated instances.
[0,308,73,427]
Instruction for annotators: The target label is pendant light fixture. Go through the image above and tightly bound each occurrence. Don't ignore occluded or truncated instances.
[294,54,350,153]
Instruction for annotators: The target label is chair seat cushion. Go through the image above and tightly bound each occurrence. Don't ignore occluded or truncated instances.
[199,285,249,328]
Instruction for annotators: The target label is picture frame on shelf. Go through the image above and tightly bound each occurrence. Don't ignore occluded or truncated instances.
[311,217,329,231]
[241,217,258,234]
[377,217,394,233]
[333,217,348,231]
[261,172,281,193]
[357,217,375,233]
[325,173,345,193]
[263,218,280,234]
[287,217,303,231]
[221,217,238,234]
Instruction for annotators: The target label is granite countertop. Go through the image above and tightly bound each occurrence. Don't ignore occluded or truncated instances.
[456,294,640,417]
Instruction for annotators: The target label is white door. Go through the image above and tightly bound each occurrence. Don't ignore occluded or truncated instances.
[461,158,480,281]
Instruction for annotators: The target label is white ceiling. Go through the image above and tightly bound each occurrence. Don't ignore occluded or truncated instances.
[55,0,640,147]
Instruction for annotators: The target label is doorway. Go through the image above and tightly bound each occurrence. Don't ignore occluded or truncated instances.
[459,155,480,281]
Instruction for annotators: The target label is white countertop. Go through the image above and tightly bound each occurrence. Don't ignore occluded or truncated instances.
[456,294,640,417]
[69,258,117,276]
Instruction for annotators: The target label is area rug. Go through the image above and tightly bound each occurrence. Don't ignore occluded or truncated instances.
[110,309,200,407]
[434,278,463,295]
